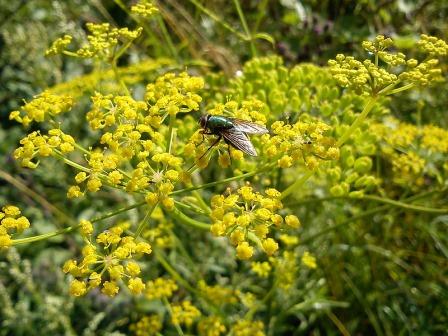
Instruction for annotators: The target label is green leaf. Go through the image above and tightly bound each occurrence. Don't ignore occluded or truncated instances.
[253,32,275,45]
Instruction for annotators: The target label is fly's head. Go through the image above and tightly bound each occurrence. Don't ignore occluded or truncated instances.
[198,114,209,130]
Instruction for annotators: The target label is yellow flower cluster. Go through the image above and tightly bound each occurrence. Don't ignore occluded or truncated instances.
[375,117,448,154]
[197,316,226,336]
[390,152,425,187]
[362,35,405,67]
[11,72,206,212]
[0,206,30,248]
[398,59,443,86]
[67,71,203,203]
[77,23,142,59]
[417,34,448,57]
[145,277,178,300]
[143,165,182,210]
[231,320,265,336]
[264,119,338,169]
[272,251,297,290]
[129,315,162,336]
[45,35,72,56]
[327,53,370,94]
[45,23,142,59]
[251,235,302,279]
[14,129,75,169]
[210,186,300,259]
[171,301,201,327]
[330,34,448,93]
[251,261,271,278]
[87,93,148,130]
[301,251,317,269]
[421,125,448,153]
[131,0,159,17]
[372,117,448,187]
[9,91,73,126]
[198,280,239,305]
[362,35,394,53]
[47,58,174,100]
[63,224,152,297]
[145,72,204,115]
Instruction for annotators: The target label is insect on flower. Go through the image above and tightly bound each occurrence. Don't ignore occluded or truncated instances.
[198,114,269,159]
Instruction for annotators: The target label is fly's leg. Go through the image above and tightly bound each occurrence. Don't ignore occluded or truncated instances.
[188,131,220,171]
[197,129,213,146]
[197,135,221,162]
[224,139,233,166]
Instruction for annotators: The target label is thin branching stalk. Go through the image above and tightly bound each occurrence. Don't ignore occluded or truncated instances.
[12,201,146,245]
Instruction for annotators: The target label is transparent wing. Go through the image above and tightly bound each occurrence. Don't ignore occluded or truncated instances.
[229,118,269,134]
[221,128,258,156]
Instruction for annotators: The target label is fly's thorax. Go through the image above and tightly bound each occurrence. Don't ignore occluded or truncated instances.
[206,115,235,133]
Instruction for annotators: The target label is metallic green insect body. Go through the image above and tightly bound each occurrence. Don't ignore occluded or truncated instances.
[198,114,269,157]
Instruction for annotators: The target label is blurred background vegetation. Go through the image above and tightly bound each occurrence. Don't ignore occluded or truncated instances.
[1,1,447,335]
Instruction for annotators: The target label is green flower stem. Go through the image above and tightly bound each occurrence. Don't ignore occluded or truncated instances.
[247,231,263,249]
[93,201,147,222]
[135,203,158,238]
[113,40,134,63]
[0,169,75,228]
[155,13,179,61]
[284,195,343,206]
[53,150,91,173]
[154,247,222,315]
[343,273,384,336]
[280,170,314,200]
[253,0,269,34]
[376,82,397,95]
[360,194,448,213]
[112,59,131,96]
[154,248,196,293]
[245,279,278,320]
[53,150,133,192]
[166,113,176,153]
[286,192,448,213]
[12,201,147,246]
[233,0,257,57]
[383,83,414,96]
[336,96,378,147]
[299,188,445,245]
[299,205,389,245]
[162,296,185,336]
[171,207,211,230]
[169,230,201,276]
[172,162,275,195]
[62,50,79,57]
[188,0,247,40]
[12,225,81,245]
[117,0,179,61]
[326,311,351,336]
[192,190,211,214]
[72,142,90,155]
[173,200,206,214]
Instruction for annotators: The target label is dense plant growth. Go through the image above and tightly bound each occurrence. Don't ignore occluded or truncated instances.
[1,1,448,335]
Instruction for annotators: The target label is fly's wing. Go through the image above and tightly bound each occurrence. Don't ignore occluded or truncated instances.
[221,128,258,156]
[229,118,269,134]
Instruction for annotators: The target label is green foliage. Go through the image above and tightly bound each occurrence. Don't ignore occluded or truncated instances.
[1,1,448,336]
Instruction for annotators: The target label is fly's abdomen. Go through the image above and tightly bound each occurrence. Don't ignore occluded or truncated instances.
[207,115,234,132]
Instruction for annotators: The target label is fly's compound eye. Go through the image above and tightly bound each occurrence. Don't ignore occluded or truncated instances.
[199,115,208,128]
